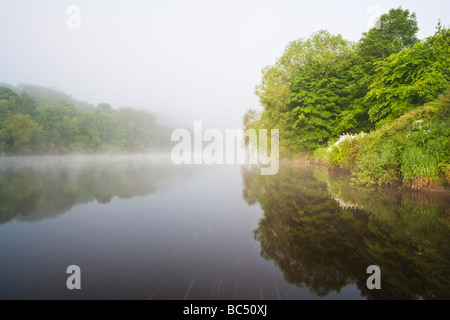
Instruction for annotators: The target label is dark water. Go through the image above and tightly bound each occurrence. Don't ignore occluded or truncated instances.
[0,155,449,300]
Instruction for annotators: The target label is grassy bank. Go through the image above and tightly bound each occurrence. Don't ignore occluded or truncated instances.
[313,89,450,189]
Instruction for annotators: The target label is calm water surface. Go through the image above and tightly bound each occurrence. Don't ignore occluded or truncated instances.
[0,155,449,299]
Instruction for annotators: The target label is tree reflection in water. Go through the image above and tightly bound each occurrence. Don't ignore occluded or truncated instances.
[241,162,450,299]
[0,155,193,224]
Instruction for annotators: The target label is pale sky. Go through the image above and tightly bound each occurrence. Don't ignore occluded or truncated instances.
[1,0,449,130]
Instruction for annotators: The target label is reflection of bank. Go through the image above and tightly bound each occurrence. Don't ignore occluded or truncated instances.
[241,162,450,299]
[0,155,199,224]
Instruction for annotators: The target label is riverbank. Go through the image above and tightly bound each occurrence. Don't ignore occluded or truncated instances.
[310,90,450,190]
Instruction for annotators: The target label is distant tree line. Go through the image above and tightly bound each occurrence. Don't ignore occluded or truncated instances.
[0,84,172,154]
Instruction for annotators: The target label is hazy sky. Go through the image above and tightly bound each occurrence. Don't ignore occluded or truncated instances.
[1,0,449,129]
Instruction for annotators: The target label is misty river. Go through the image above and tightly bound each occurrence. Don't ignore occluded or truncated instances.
[0,155,449,299]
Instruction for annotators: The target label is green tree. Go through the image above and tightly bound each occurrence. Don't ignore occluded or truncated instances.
[18,92,38,115]
[94,107,127,150]
[1,85,172,154]
[0,86,19,102]
[35,105,81,152]
[347,7,420,132]
[0,86,20,115]
[1,114,45,153]
[246,31,356,153]
[358,7,419,70]
[15,84,95,111]
[118,108,161,151]
[0,100,14,120]
[0,87,38,115]
[97,102,113,112]
[286,31,355,150]
[252,39,309,132]
[366,26,450,125]
[76,111,102,152]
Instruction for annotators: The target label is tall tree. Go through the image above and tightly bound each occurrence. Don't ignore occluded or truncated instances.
[246,31,356,153]
[347,7,420,132]
[366,25,450,125]
[358,7,419,70]
[286,31,355,150]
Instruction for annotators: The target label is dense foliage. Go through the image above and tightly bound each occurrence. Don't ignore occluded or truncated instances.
[245,8,448,148]
[366,24,450,126]
[0,85,171,154]
[245,7,450,187]
[324,89,450,188]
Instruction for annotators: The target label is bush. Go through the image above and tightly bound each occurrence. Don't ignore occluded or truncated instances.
[337,88,450,189]
[354,141,400,185]
[328,133,366,168]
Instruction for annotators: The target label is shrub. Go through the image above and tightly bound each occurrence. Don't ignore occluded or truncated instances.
[328,133,366,168]
[354,141,400,185]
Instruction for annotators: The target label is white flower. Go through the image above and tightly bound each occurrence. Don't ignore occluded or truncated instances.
[328,132,366,151]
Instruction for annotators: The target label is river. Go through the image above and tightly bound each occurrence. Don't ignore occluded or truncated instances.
[0,155,449,299]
